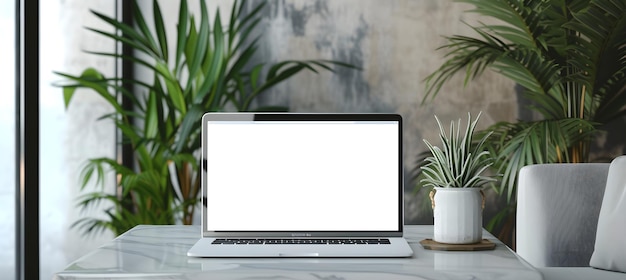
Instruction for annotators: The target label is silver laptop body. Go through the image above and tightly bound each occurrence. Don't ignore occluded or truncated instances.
[187,113,413,257]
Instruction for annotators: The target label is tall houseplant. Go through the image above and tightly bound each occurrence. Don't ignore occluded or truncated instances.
[422,0,626,238]
[421,113,495,244]
[55,0,352,236]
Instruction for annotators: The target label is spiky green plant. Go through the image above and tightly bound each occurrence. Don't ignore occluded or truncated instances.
[55,0,353,236]
[421,113,496,189]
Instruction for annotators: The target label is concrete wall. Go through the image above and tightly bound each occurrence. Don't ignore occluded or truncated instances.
[151,0,519,224]
[236,0,518,223]
[148,0,624,224]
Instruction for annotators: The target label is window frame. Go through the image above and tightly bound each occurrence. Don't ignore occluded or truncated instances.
[14,1,132,279]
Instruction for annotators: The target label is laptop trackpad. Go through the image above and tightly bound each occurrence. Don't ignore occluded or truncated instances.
[279,252,320,257]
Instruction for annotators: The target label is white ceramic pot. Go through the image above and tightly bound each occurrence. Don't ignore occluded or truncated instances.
[431,187,483,244]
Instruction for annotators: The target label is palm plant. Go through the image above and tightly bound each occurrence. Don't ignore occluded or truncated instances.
[423,1,625,203]
[55,0,352,236]
[421,0,626,240]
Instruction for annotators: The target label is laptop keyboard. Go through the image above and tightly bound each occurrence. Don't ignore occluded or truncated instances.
[212,238,391,245]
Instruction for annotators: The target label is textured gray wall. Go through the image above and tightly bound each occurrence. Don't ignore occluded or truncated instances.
[237,0,518,223]
[152,0,624,225]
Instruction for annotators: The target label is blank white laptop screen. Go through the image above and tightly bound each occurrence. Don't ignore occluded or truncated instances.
[204,116,400,232]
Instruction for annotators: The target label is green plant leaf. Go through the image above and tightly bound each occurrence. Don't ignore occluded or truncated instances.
[186,0,211,86]
[173,104,205,154]
[55,69,123,114]
[175,0,189,74]
[131,0,161,58]
[152,0,168,62]
[91,10,158,57]
[155,62,185,114]
[194,9,225,106]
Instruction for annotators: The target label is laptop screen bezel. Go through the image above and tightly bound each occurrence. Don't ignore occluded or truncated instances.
[200,113,404,237]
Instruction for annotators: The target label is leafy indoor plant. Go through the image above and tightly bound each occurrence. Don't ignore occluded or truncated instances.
[421,112,495,244]
[421,0,626,241]
[55,0,352,236]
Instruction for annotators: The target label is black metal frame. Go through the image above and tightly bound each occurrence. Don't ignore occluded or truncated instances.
[16,0,40,279]
[120,0,135,172]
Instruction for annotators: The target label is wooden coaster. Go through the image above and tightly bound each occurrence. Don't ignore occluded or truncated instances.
[420,239,496,251]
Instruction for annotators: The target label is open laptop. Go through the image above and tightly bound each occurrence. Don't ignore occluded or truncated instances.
[187,113,413,257]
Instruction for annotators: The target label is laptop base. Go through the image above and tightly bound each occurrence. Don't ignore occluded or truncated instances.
[188,237,413,258]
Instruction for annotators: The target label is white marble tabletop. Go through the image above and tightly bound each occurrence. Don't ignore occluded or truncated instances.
[54,225,542,280]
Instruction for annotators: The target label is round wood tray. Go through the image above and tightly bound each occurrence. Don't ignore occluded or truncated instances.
[419,239,496,251]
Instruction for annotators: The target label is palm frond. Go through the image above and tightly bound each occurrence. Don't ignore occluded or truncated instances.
[566,0,626,122]
[486,118,596,201]
[493,49,565,119]
[461,0,550,49]
[423,29,509,102]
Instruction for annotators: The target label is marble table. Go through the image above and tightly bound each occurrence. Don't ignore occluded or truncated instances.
[54,225,542,280]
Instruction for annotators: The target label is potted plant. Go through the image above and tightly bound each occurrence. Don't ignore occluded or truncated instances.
[421,112,495,244]
[421,0,626,242]
[55,0,353,236]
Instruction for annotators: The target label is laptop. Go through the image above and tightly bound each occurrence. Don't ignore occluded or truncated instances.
[187,113,413,257]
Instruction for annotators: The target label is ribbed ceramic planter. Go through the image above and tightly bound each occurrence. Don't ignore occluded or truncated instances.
[431,187,483,244]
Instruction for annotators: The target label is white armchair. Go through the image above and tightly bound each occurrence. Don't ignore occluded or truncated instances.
[517,159,626,280]
[517,163,609,267]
